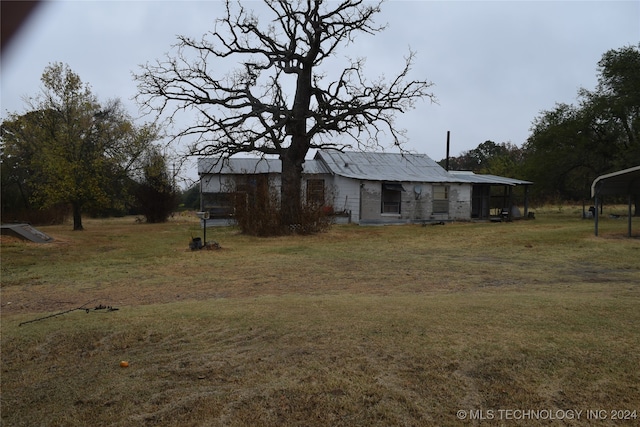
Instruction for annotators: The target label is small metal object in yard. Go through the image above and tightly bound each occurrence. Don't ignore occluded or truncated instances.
[196,211,209,248]
[190,237,203,250]
[196,211,209,245]
[191,211,220,250]
[189,237,221,250]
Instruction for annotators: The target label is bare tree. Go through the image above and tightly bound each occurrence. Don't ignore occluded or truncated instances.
[135,0,435,230]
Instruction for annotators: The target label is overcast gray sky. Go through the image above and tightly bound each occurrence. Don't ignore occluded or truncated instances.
[2,0,638,183]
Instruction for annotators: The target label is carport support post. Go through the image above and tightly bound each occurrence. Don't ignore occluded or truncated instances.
[594,196,599,236]
[628,194,632,237]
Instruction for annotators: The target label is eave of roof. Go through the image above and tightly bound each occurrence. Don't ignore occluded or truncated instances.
[197,157,331,175]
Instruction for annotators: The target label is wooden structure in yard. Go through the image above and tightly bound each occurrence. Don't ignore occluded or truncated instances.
[0,223,54,243]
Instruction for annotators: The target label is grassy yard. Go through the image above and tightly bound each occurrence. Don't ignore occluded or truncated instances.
[1,207,639,426]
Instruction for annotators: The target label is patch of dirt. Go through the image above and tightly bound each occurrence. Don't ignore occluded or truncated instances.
[0,235,24,244]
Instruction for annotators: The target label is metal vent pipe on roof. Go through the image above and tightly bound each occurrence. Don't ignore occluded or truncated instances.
[445,131,450,171]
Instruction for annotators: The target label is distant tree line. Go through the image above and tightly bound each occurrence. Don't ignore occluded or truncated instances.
[439,45,640,213]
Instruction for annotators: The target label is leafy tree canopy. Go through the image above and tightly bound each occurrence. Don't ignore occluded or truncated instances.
[523,44,640,203]
[1,62,159,229]
[441,140,524,177]
[133,146,179,223]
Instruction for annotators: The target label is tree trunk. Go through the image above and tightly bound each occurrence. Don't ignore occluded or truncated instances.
[279,63,313,230]
[72,202,84,231]
[280,151,304,230]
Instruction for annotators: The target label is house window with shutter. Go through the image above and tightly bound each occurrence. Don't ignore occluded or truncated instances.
[433,185,449,213]
[381,182,404,214]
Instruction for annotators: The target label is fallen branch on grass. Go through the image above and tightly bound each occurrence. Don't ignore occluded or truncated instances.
[18,302,119,326]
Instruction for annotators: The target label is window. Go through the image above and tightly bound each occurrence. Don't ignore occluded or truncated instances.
[306,179,325,206]
[382,182,404,214]
[235,175,270,210]
[433,185,449,213]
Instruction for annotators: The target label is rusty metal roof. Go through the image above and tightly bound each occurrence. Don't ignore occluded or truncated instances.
[314,150,460,183]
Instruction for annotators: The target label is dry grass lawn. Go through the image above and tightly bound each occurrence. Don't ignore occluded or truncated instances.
[1,206,639,426]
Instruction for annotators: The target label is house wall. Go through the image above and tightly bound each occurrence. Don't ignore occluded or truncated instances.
[448,183,472,220]
[358,180,473,224]
[200,173,282,224]
[201,174,282,194]
[200,175,225,193]
[199,174,235,226]
[328,175,360,223]
[359,181,381,223]
[200,173,473,225]
[201,172,339,219]
[359,180,433,224]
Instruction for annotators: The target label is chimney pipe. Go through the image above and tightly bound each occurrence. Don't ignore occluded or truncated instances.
[445,131,450,171]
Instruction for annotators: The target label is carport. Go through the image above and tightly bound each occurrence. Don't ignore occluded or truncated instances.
[591,165,640,237]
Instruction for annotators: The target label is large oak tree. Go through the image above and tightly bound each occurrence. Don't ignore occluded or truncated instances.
[135,0,434,231]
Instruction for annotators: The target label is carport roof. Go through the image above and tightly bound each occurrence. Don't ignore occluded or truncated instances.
[448,171,533,186]
[591,166,640,198]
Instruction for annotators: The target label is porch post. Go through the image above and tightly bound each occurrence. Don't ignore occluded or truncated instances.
[508,186,514,220]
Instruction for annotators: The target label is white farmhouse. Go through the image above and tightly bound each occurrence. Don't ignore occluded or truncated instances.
[198,150,532,225]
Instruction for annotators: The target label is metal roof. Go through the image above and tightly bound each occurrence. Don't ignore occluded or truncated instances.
[449,171,533,186]
[591,165,640,197]
[198,150,533,186]
[314,150,462,183]
[1,224,54,243]
[198,157,330,175]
